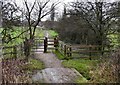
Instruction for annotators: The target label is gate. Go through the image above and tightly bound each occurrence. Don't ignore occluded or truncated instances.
[31,37,59,53]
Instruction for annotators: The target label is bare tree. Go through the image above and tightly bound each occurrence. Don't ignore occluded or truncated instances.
[50,3,55,21]
[20,0,59,60]
[22,0,58,40]
[1,0,21,43]
[69,1,118,49]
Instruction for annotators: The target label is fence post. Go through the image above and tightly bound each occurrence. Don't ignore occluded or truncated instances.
[54,37,59,51]
[13,46,17,59]
[89,45,92,60]
[101,45,104,56]
[66,46,69,58]
[44,37,48,53]
[69,45,72,58]
[64,44,66,56]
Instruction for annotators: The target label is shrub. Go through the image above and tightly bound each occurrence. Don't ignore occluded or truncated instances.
[90,49,120,83]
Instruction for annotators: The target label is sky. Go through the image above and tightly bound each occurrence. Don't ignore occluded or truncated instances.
[14,0,120,21]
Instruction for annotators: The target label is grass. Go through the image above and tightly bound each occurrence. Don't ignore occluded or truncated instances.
[48,30,58,37]
[54,50,99,82]
[1,27,58,47]
[62,59,98,81]
[35,28,44,38]
[35,29,58,38]
[75,76,88,83]
[22,58,44,72]
[3,55,17,59]
[54,50,65,60]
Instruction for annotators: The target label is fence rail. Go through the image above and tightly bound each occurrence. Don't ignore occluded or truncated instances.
[57,40,113,60]
[2,44,24,58]
[1,37,113,60]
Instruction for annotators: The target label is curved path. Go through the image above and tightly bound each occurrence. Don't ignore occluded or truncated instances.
[32,30,82,83]
[32,53,82,83]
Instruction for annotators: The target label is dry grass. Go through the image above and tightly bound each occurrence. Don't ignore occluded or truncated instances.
[90,49,120,83]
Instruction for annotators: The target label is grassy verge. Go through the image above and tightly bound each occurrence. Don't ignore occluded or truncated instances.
[62,59,98,81]
[22,58,44,72]
[53,50,65,60]
[75,76,88,83]
[54,50,98,82]
[35,29,58,38]
[48,30,58,37]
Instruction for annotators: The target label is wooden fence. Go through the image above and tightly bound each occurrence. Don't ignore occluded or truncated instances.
[2,44,24,58]
[1,37,113,60]
[58,41,113,60]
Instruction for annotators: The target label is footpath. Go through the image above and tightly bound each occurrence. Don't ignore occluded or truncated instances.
[32,31,82,83]
[32,53,82,83]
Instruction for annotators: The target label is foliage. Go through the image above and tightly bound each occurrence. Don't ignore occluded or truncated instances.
[22,58,44,72]
[48,30,58,37]
[35,29,58,38]
[56,15,90,44]
[90,49,120,83]
[54,50,65,60]
[2,58,32,83]
[107,33,120,48]
[75,76,88,83]
[35,28,44,38]
[62,59,98,80]
[1,27,25,46]
[56,1,120,48]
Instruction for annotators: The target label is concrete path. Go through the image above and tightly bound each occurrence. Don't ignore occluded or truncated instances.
[34,53,62,68]
[32,30,82,83]
[32,52,82,83]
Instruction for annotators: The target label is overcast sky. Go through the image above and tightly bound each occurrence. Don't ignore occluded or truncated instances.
[14,0,119,21]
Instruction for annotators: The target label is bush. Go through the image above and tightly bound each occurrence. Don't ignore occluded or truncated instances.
[22,58,44,72]
[90,49,120,83]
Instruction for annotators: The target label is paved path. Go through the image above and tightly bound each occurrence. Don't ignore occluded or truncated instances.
[32,52,82,83]
[32,30,82,83]
[34,53,62,68]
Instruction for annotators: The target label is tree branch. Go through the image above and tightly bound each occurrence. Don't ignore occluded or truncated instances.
[8,29,29,43]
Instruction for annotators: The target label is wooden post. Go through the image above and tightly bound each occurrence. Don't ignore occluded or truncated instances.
[13,46,17,59]
[101,45,104,56]
[89,45,92,60]
[20,43,23,56]
[66,46,69,58]
[54,37,59,51]
[23,38,31,61]
[44,37,48,53]
[64,44,66,56]
[69,45,72,58]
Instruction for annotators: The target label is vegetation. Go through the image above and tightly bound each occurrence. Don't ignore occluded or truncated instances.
[107,33,120,48]
[75,76,88,83]
[54,50,65,60]
[0,0,120,83]
[22,58,44,72]
[48,30,58,37]
[56,1,120,51]
[62,59,98,80]
[90,49,120,83]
